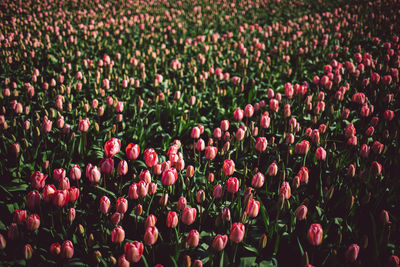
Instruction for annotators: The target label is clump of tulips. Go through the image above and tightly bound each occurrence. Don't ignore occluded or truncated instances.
[0,0,399,266]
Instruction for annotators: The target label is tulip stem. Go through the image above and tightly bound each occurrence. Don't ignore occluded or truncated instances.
[232,243,238,263]
[319,163,324,204]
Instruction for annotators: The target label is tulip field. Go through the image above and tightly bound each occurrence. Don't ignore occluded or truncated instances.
[1,0,400,266]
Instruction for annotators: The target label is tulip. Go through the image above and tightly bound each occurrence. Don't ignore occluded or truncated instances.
[213,184,223,199]
[26,190,41,210]
[280,182,291,200]
[117,160,128,176]
[144,226,158,246]
[116,197,128,214]
[177,197,187,211]
[100,196,111,214]
[126,143,140,160]
[345,244,360,263]
[127,185,138,201]
[53,168,66,183]
[370,161,382,176]
[24,244,33,260]
[50,242,61,255]
[52,190,69,207]
[78,118,90,132]
[226,177,239,194]
[307,224,323,246]
[267,162,278,176]
[212,234,228,251]
[252,172,264,188]
[233,108,244,121]
[223,159,235,176]
[230,223,245,243]
[191,127,201,139]
[70,165,81,180]
[255,137,268,152]
[61,240,74,259]
[162,168,178,186]
[182,207,197,225]
[316,147,326,161]
[30,171,48,190]
[222,208,231,222]
[100,158,114,174]
[124,241,144,263]
[205,146,217,160]
[104,138,121,158]
[145,214,157,228]
[166,211,178,228]
[111,226,125,243]
[144,148,158,167]
[296,205,308,221]
[187,230,200,248]
[13,209,27,225]
[118,254,130,267]
[110,211,122,224]
[244,104,254,118]
[26,214,40,231]
[246,199,260,218]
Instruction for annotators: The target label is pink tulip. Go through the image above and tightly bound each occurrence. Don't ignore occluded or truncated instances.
[307,224,323,246]
[229,223,245,243]
[187,230,200,248]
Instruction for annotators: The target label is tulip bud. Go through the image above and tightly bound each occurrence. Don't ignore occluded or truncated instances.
[24,244,33,260]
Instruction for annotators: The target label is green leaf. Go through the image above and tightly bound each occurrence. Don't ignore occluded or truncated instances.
[95,186,116,200]
[243,243,258,254]
[259,258,278,267]
[239,256,256,267]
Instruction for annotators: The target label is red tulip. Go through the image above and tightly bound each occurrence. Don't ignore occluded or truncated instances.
[144,148,158,167]
[191,127,201,139]
[233,108,244,121]
[296,205,308,221]
[244,104,254,118]
[307,224,323,246]
[117,160,128,175]
[255,137,268,152]
[223,159,235,176]
[52,190,69,207]
[111,226,125,243]
[187,230,200,248]
[252,172,264,188]
[68,208,76,223]
[205,146,217,160]
[145,214,157,228]
[246,199,260,218]
[162,168,178,186]
[100,196,111,214]
[50,242,61,255]
[126,143,140,160]
[13,209,27,225]
[279,182,291,199]
[226,177,239,194]
[116,197,128,214]
[295,140,310,154]
[26,190,41,210]
[30,171,48,190]
[124,241,144,263]
[177,197,187,211]
[100,158,114,174]
[53,168,66,183]
[230,223,245,243]
[24,244,33,260]
[316,147,326,161]
[78,118,90,132]
[345,244,360,263]
[68,187,79,202]
[144,226,159,246]
[104,138,121,158]
[70,165,81,181]
[61,240,74,259]
[370,161,382,176]
[267,162,278,176]
[26,214,40,231]
[212,234,228,251]
[182,207,197,225]
[166,211,178,228]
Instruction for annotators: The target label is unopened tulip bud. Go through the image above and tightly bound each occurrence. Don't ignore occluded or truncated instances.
[24,244,33,260]
[259,233,268,249]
